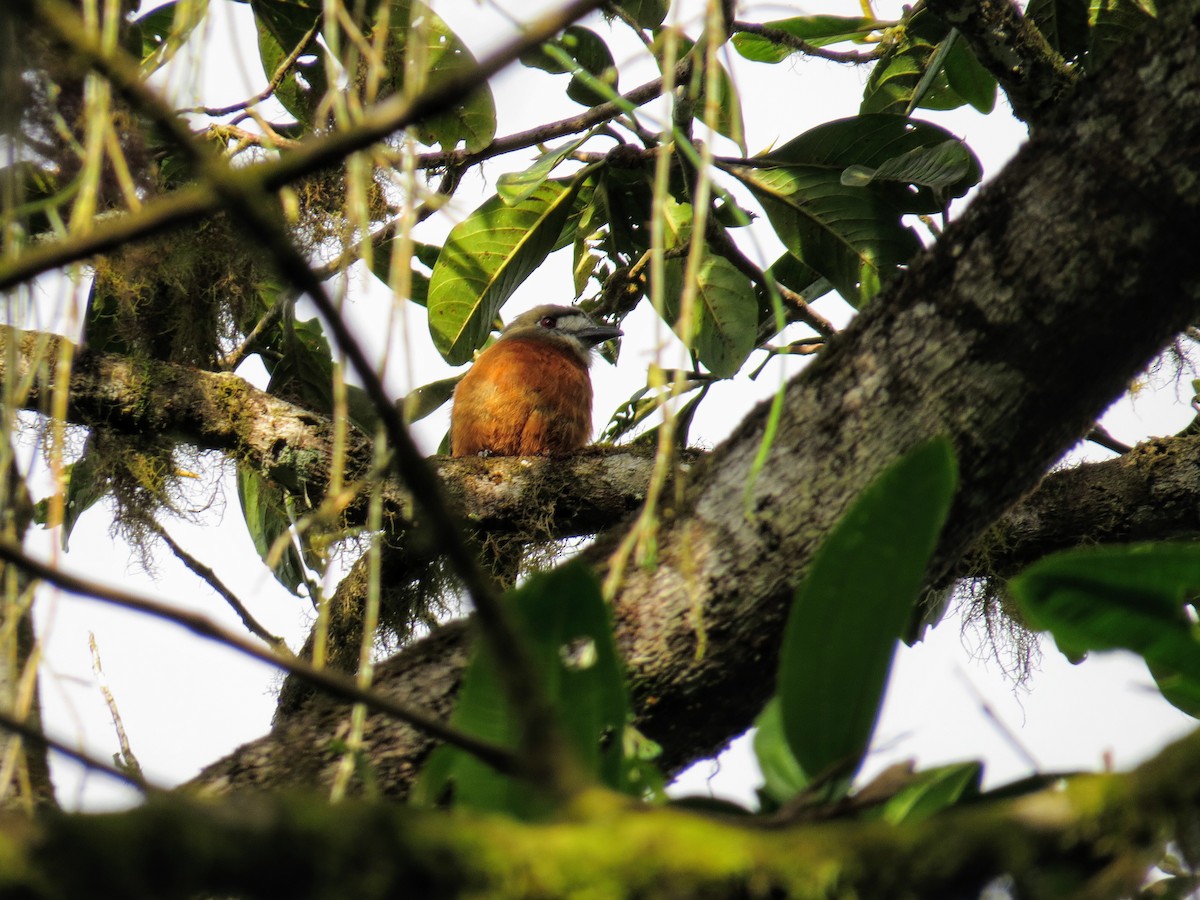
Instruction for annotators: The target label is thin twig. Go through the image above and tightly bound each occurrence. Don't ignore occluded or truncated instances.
[88,632,144,781]
[0,539,524,778]
[151,522,288,648]
[730,20,885,64]
[190,13,323,118]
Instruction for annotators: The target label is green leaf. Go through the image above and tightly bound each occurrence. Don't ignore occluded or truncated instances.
[497,136,590,205]
[616,0,668,28]
[379,1,497,151]
[942,39,997,113]
[663,251,758,378]
[60,436,107,551]
[778,439,957,784]
[236,462,309,596]
[251,0,329,128]
[861,12,964,115]
[873,762,981,823]
[732,16,879,63]
[729,164,917,306]
[367,237,438,306]
[1026,0,1090,61]
[753,698,810,804]
[662,32,746,154]
[841,139,973,191]
[428,174,588,364]
[131,2,179,63]
[724,115,979,305]
[401,375,462,424]
[413,561,636,815]
[1010,543,1200,717]
[520,26,618,107]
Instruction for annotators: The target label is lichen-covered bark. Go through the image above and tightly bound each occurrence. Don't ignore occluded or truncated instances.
[956,435,1200,584]
[198,0,1200,790]
[0,326,662,539]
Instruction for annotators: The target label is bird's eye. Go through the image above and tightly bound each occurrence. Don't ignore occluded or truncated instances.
[539,316,557,329]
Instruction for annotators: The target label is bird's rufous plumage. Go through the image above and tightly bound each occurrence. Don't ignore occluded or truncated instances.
[450,305,621,457]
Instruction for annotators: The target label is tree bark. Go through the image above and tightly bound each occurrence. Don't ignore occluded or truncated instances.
[196,0,1200,791]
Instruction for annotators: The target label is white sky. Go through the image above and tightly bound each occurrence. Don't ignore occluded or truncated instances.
[11,0,1196,811]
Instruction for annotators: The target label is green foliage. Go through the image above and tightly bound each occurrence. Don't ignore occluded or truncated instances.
[1011,543,1200,717]
[236,462,316,597]
[427,173,590,364]
[723,116,979,306]
[772,439,957,789]
[414,562,643,816]
[732,16,880,63]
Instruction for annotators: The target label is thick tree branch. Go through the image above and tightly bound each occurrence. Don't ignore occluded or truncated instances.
[955,435,1200,584]
[196,0,1200,793]
[0,326,661,539]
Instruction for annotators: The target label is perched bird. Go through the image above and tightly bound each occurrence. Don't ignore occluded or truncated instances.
[450,304,622,457]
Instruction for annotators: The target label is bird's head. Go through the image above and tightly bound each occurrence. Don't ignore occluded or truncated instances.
[500,304,622,366]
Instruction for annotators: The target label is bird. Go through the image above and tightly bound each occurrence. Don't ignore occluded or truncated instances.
[450,304,622,457]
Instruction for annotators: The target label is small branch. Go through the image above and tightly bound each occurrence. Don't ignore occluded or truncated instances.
[219,291,290,372]
[0,540,525,778]
[731,20,886,64]
[190,13,323,118]
[87,633,144,781]
[152,523,288,649]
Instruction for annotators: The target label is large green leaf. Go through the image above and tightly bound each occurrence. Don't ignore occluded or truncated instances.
[377,0,497,152]
[841,139,973,191]
[1010,543,1200,716]
[732,16,878,63]
[724,116,979,305]
[777,439,957,785]
[872,762,981,823]
[427,174,587,364]
[250,0,329,128]
[753,698,809,805]
[616,0,668,28]
[729,164,918,307]
[663,250,757,378]
[236,461,310,596]
[942,39,997,113]
[412,561,633,816]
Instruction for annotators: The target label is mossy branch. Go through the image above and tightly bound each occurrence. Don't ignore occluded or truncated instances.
[8,728,1200,898]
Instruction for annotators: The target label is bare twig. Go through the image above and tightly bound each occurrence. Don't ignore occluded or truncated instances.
[0,706,158,794]
[151,523,288,649]
[88,633,144,781]
[190,13,323,118]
